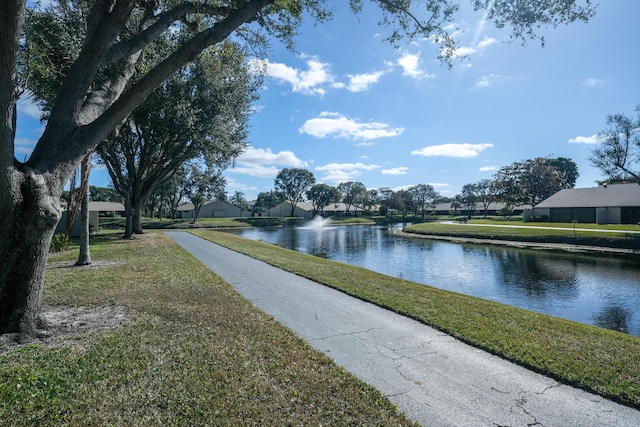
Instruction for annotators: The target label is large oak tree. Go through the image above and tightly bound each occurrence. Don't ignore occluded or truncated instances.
[409,184,439,219]
[1,0,595,339]
[274,168,315,216]
[491,157,568,210]
[97,41,258,238]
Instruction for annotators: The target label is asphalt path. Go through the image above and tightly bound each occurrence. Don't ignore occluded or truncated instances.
[168,231,640,426]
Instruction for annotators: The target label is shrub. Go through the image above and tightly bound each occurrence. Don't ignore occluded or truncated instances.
[50,233,68,253]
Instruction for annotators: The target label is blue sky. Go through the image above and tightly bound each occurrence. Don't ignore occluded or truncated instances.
[15,1,640,200]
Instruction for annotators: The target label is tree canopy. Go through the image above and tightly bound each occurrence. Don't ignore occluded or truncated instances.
[491,157,567,209]
[97,40,258,237]
[307,183,340,214]
[337,181,367,214]
[589,106,640,184]
[274,168,316,216]
[409,184,439,219]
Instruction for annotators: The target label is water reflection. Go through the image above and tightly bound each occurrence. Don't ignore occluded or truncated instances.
[596,305,630,333]
[229,224,640,336]
[491,250,580,309]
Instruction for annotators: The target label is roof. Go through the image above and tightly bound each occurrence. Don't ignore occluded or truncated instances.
[433,202,526,211]
[279,201,365,212]
[61,201,125,211]
[177,200,235,211]
[535,183,640,208]
[88,201,125,212]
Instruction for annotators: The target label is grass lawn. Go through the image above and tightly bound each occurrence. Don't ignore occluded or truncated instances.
[193,230,640,409]
[403,220,640,250]
[99,215,378,231]
[0,232,415,426]
[100,216,254,230]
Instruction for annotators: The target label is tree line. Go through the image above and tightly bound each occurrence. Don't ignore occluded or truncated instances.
[247,157,578,219]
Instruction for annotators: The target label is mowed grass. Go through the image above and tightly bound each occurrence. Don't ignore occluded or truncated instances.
[100,216,252,230]
[403,220,640,250]
[0,232,415,426]
[193,230,640,409]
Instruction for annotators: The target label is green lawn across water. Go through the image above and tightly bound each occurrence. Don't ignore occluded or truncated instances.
[402,219,640,251]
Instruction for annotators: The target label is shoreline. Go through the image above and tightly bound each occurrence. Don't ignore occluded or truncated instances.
[394,230,640,256]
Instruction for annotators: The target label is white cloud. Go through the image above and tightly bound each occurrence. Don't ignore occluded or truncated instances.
[411,143,493,158]
[17,97,41,119]
[476,37,496,50]
[397,52,434,79]
[568,134,601,144]
[315,162,380,183]
[479,166,499,172]
[346,71,386,92]
[428,183,449,188]
[255,55,336,96]
[583,78,603,87]
[236,146,306,167]
[473,74,502,88]
[14,137,35,155]
[381,167,408,175]
[454,36,496,58]
[391,184,413,192]
[355,141,377,147]
[453,46,476,57]
[300,112,404,141]
[229,165,280,178]
[229,146,307,178]
[225,176,258,192]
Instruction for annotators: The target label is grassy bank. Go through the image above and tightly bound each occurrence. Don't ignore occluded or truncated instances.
[403,221,640,251]
[193,230,640,409]
[99,215,382,231]
[0,232,414,426]
[99,216,257,230]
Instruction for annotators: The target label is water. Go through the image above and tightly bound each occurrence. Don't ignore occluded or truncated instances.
[229,221,640,336]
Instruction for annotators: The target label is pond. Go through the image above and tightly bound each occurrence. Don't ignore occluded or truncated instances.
[228,221,640,336]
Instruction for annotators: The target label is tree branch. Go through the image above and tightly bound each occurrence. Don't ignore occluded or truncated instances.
[0,0,26,169]
[43,0,135,137]
[75,0,272,160]
[102,2,232,67]
[33,0,271,180]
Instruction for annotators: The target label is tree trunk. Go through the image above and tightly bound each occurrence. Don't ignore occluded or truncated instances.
[75,154,92,265]
[64,167,79,245]
[133,204,143,234]
[0,170,62,339]
[123,196,133,238]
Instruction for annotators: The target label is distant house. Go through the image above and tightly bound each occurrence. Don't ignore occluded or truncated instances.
[323,202,366,217]
[432,202,525,216]
[88,201,126,216]
[55,201,126,237]
[532,183,640,224]
[267,201,313,219]
[267,201,366,219]
[178,200,245,219]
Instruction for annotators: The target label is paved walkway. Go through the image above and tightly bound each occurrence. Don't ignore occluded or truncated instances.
[168,231,640,426]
